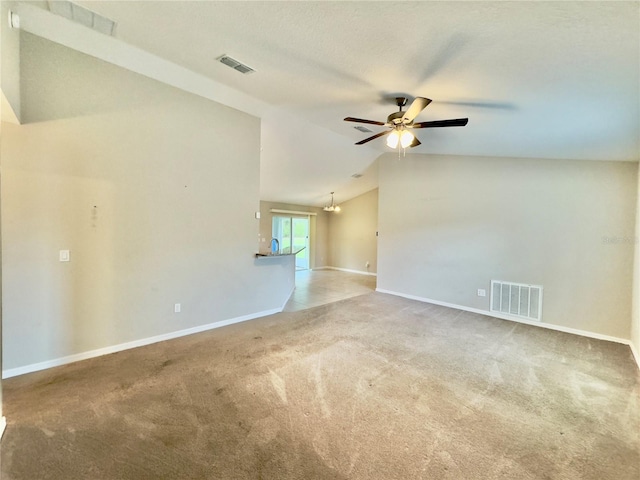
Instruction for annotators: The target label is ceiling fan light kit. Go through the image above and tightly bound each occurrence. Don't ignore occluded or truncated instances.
[386,129,415,149]
[345,96,469,150]
[323,192,341,212]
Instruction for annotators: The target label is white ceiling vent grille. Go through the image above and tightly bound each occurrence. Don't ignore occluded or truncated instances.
[354,126,373,133]
[490,280,543,322]
[48,1,116,36]
[217,55,255,75]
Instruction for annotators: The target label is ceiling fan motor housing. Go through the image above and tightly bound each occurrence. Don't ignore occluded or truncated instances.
[387,111,407,126]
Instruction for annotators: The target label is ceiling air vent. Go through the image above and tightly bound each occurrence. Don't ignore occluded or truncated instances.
[48,1,116,36]
[217,55,255,75]
[351,173,363,178]
[354,126,373,133]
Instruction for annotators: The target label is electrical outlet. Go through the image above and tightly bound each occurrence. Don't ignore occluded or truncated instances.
[477,289,486,297]
[174,303,181,313]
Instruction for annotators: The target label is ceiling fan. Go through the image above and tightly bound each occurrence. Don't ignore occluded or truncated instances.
[345,97,469,148]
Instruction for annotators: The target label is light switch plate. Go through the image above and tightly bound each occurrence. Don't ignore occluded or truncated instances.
[477,289,486,297]
[59,250,70,262]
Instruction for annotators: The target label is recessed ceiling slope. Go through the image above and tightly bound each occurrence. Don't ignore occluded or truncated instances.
[75,1,639,162]
[20,1,639,206]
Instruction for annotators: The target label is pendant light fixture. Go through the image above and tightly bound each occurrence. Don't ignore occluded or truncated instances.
[323,192,341,212]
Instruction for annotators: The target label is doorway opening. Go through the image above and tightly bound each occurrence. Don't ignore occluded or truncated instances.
[272,215,310,270]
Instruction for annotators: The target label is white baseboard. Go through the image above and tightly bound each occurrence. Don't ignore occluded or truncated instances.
[6,289,638,379]
[0,416,6,441]
[2,307,282,379]
[316,266,377,277]
[376,288,639,369]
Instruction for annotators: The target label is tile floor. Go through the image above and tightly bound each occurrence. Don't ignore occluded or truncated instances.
[283,269,377,312]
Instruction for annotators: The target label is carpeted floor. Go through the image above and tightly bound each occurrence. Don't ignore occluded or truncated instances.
[1,292,639,479]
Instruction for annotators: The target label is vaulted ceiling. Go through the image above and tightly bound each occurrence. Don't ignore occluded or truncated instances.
[11,1,640,206]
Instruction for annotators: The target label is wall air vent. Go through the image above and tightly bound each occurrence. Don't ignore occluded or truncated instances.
[490,280,543,322]
[48,1,116,36]
[217,55,255,75]
[354,126,373,133]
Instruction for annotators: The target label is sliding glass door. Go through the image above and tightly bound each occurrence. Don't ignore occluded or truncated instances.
[292,218,309,270]
[272,215,309,270]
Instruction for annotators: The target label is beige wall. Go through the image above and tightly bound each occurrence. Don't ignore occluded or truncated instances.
[632,166,640,360]
[1,34,294,373]
[259,201,329,269]
[378,153,637,340]
[327,189,378,274]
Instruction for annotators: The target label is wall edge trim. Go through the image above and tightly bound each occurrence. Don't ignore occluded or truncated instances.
[282,284,296,310]
[376,288,638,369]
[629,341,640,371]
[2,308,282,379]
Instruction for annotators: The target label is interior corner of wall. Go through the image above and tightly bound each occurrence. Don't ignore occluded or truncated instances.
[373,153,388,165]
[1,89,21,124]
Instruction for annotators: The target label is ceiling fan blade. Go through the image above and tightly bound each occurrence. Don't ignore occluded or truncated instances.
[355,130,391,145]
[402,97,432,123]
[409,137,421,148]
[412,118,469,128]
[344,117,386,126]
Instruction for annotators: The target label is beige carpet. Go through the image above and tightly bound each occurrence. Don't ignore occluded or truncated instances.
[1,292,639,479]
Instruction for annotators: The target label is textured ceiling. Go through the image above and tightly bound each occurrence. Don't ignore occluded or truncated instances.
[21,1,640,204]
